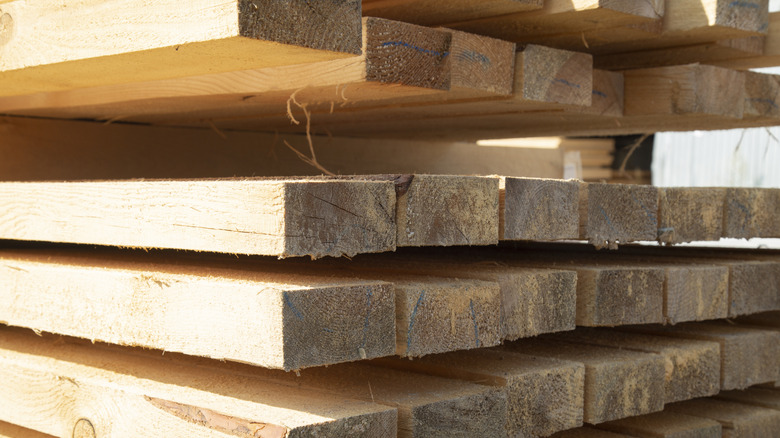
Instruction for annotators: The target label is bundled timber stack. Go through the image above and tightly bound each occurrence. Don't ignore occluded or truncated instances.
[0,1,779,437]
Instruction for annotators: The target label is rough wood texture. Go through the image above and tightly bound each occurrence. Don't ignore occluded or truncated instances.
[723,187,780,238]
[551,427,634,438]
[657,187,726,244]
[389,276,501,357]
[0,178,397,258]
[511,44,593,107]
[221,360,508,438]
[664,0,769,36]
[560,328,721,404]
[726,260,780,317]
[372,349,585,438]
[717,387,780,411]
[361,0,543,26]
[630,323,780,390]
[0,422,53,438]
[711,11,780,69]
[0,249,396,371]
[394,175,499,247]
[500,337,665,424]
[448,0,664,45]
[0,328,398,438]
[0,0,362,97]
[579,182,659,249]
[501,177,580,241]
[741,71,780,119]
[664,264,730,323]
[575,266,665,326]
[667,398,780,438]
[597,411,722,438]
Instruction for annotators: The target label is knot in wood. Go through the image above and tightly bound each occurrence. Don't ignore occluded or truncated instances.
[73,419,96,438]
[0,12,13,47]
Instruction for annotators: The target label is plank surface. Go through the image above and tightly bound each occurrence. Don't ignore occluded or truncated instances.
[501,177,580,241]
[559,328,721,404]
[373,349,584,438]
[667,398,780,438]
[361,0,543,26]
[579,182,659,249]
[629,323,780,390]
[0,0,362,96]
[551,427,635,438]
[0,249,396,371]
[657,187,726,244]
[597,411,722,438]
[723,187,780,239]
[717,387,780,411]
[0,328,398,438]
[500,337,666,424]
[0,178,397,258]
[0,422,53,438]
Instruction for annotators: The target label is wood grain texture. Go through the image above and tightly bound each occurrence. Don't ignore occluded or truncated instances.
[500,337,665,424]
[657,187,726,244]
[664,264,730,323]
[630,323,780,390]
[710,11,780,69]
[723,187,780,238]
[561,328,721,404]
[0,0,362,96]
[501,177,580,241]
[361,0,543,26]
[0,249,396,371]
[717,387,780,411]
[0,328,398,438]
[666,398,780,438]
[726,260,780,317]
[372,349,585,438]
[579,182,659,249]
[0,178,397,258]
[0,422,53,438]
[394,175,499,247]
[550,427,635,438]
[596,411,722,438]
[575,266,665,326]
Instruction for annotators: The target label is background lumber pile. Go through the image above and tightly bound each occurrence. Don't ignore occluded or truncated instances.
[0,1,779,437]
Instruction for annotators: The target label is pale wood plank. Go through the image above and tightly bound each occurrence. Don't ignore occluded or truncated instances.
[658,187,726,244]
[361,0,543,26]
[0,178,397,258]
[0,0,362,96]
[596,411,722,438]
[0,328,398,438]
[667,398,780,438]
[0,249,396,371]
[0,422,53,438]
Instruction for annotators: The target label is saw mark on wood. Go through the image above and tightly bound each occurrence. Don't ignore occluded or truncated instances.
[407,290,426,353]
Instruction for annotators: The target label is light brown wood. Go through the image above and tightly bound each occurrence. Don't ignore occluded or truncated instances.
[499,337,665,424]
[0,0,362,97]
[361,0,543,26]
[717,387,780,411]
[723,187,780,238]
[629,323,780,390]
[550,427,635,438]
[372,348,585,437]
[725,260,780,317]
[579,182,659,249]
[710,11,780,69]
[559,328,721,404]
[0,178,397,258]
[667,398,780,437]
[0,422,53,438]
[0,249,396,371]
[658,187,726,244]
[0,327,398,438]
[597,411,722,438]
[501,177,580,241]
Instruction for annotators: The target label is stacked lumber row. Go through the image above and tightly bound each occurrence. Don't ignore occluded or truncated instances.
[0,174,776,258]
[1,315,779,438]
[2,1,780,140]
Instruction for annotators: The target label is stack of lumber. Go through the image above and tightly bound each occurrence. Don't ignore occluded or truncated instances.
[1,1,780,437]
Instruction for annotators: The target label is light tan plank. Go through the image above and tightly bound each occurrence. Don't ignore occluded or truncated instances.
[667,398,780,438]
[361,0,543,26]
[597,411,722,438]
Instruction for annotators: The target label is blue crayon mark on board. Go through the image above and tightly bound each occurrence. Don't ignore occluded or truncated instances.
[554,78,581,88]
[469,299,480,348]
[381,41,449,58]
[323,327,335,333]
[748,97,779,109]
[362,289,373,348]
[593,89,608,98]
[407,290,426,352]
[283,292,304,320]
[729,1,761,9]
[457,50,491,67]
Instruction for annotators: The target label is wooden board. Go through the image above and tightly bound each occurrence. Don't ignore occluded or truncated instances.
[501,177,580,241]
[710,11,780,69]
[717,387,780,411]
[559,328,720,404]
[579,182,659,249]
[0,327,398,438]
[361,0,543,26]
[667,398,780,437]
[723,187,780,239]
[657,187,726,244]
[550,427,635,438]
[371,349,584,438]
[629,323,780,390]
[0,422,53,438]
[596,411,722,438]
[0,0,362,97]
[0,178,397,258]
[725,260,780,317]
[195,357,509,438]
[499,337,665,424]
[0,249,396,371]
